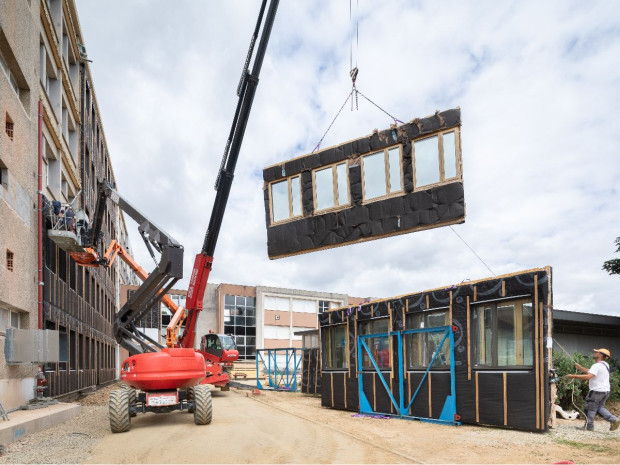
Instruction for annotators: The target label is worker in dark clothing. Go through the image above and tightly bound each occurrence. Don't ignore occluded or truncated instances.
[566,348,619,432]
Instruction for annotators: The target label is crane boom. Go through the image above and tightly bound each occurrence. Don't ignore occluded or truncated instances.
[181,0,279,348]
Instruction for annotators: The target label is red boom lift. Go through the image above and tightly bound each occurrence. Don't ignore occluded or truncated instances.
[47,0,279,432]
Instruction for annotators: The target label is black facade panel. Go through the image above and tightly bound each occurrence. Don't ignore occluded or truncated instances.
[264,109,464,259]
[319,268,552,432]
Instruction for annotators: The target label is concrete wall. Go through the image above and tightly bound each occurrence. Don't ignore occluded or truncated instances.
[0,0,42,410]
[194,283,220,348]
[256,286,349,351]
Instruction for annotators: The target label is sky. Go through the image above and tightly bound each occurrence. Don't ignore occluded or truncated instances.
[75,1,620,316]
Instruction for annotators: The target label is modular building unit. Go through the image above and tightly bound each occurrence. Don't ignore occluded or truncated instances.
[319,267,553,432]
[263,109,465,259]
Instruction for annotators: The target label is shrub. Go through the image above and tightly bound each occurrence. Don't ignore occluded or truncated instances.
[553,351,620,410]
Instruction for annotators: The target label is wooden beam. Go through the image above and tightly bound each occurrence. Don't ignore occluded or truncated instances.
[534,275,540,430]
[467,296,471,381]
[539,301,545,430]
[503,372,508,426]
[473,286,477,302]
[501,280,506,297]
[428,372,433,418]
[475,371,480,423]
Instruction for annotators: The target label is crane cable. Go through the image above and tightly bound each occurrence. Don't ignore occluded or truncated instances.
[312,0,403,153]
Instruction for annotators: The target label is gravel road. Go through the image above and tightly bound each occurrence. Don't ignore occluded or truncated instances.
[1,384,618,464]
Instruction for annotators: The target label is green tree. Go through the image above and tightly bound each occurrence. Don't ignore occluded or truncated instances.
[603,237,620,275]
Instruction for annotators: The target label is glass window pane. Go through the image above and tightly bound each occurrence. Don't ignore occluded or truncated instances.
[522,303,533,365]
[426,311,448,328]
[388,147,401,193]
[360,319,390,370]
[443,132,457,179]
[315,167,335,210]
[271,180,289,222]
[336,163,349,206]
[414,136,440,187]
[324,325,348,369]
[406,314,423,368]
[235,295,246,306]
[291,176,301,216]
[10,311,18,328]
[474,306,492,365]
[497,305,516,366]
[363,151,387,200]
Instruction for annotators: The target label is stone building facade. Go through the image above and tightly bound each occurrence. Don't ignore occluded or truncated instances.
[1,0,135,409]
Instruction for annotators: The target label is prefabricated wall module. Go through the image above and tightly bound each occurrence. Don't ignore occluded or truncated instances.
[319,267,554,432]
[263,109,465,259]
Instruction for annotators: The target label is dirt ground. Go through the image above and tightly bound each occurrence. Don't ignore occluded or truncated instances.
[1,383,618,464]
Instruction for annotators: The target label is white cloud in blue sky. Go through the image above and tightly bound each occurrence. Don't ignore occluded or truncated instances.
[76,1,620,316]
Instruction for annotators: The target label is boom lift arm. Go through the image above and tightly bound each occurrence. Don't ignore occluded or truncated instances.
[180,0,280,349]
[88,183,185,355]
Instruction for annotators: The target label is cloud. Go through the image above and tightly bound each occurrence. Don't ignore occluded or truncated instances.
[76,0,620,316]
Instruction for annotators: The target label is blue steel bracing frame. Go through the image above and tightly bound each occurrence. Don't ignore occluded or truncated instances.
[256,348,305,392]
[357,325,460,425]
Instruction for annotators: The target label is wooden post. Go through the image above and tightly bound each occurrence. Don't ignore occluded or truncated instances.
[475,371,480,423]
[503,372,508,426]
[467,296,471,381]
[428,372,433,418]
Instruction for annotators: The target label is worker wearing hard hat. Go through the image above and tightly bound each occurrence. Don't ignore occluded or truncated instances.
[566,348,619,432]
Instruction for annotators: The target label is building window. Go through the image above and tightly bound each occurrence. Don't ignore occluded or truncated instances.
[405,310,450,369]
[0,308,21,332]
[0,50,20,98]
[318,300,339,313]
[359,318,391,370]
[413,129,460,188]
[5,113,14,140]
[472,298,534,367]
[361,146,402,201]
[224,295,256,359]
[270,175,302,224]
[6,250,14,271]
[323,324,348,370]
[313,162,349,211]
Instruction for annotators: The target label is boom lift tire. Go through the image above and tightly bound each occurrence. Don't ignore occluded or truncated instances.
[186,386,195,413]
[193,384,212,425]
[109,389,131,433]
[125,386,137,417]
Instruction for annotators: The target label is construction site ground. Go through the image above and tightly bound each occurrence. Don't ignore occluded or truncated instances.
[0,383,618,464]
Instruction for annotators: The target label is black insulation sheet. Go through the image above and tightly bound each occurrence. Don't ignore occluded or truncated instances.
[263,109,464,259]
[319,268,553,432]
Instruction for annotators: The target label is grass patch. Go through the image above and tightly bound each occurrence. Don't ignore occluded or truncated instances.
[555,439,613,453]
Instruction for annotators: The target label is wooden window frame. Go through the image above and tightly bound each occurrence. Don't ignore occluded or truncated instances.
[312,161,350,213]
[471,298,533,369]
[412,128,462,190]
[358,317,392,371]
[323,323,349,371]
[405,309,451,370]
[269,175,303,226]
[360,144,404,203]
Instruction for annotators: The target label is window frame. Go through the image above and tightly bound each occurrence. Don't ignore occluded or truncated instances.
[358,317,392,371]
[312,161,350,213]
[322,323,349,371]
[360,144,404,203]
[471,297,534,369]
[412,128,462,190]
[269,175,303,225]
[405,309,451,370]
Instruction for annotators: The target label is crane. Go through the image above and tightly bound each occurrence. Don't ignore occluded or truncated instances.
[47,0,280,432]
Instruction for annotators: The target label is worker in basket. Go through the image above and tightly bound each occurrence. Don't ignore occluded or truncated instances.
[566,348,619,432]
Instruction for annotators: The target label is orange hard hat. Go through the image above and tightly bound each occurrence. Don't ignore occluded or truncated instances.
[593,348,611,357]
